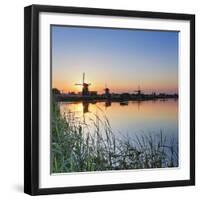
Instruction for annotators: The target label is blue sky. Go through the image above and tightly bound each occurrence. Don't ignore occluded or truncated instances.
[52,25,178,94]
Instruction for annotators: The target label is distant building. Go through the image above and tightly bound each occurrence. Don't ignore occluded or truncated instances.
[90,91,98,96]
[152,92,156,97]
[159,93,166,98]
[120,93,131,99]
[173,93,178,98]
[111,93,120,98]
[52,88,61,95]
[68,91,76,95]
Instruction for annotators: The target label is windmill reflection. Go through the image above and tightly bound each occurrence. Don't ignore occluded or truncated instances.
[137,101,141,110]
[105,100,111,108]
[82,101,89,114]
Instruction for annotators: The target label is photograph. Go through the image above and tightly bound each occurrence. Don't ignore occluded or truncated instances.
[51,25,179,173]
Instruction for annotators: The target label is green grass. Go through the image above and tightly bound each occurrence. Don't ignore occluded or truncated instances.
[51,100,178,173]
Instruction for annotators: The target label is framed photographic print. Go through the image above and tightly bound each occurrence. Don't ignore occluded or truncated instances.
[24,4,195,195]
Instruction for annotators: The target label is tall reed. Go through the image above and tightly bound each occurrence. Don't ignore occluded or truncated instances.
[51,100,178,173]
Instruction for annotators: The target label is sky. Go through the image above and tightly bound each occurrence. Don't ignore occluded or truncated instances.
[52,25,178,94]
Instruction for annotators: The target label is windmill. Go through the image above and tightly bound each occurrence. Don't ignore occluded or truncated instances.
[75,72,91,96]
[134,86,143,95]
[104,82,110,98]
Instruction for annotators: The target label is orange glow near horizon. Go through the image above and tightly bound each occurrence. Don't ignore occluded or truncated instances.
[52,79,178,94]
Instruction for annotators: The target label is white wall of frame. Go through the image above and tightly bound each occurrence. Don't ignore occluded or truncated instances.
[0,0,199,199]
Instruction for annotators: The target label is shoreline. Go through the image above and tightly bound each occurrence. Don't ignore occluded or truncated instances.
[55,94,178,102]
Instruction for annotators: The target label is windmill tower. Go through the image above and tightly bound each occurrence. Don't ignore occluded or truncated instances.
[134,86,143,95]
[75,72,91,96]
[104,82,110,98]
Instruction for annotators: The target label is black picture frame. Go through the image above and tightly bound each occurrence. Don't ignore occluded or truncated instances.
[24,4,195,196]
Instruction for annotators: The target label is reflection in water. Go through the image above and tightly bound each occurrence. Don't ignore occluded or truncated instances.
[105,100,111,108]
[120,101,129,106]
[55,99,179,170]
[59,99,178,145]
[82,101,89,113]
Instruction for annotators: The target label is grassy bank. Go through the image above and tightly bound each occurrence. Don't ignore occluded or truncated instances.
[51,100,178,173]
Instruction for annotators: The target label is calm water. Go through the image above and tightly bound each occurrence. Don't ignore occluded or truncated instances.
[59,99,178,144]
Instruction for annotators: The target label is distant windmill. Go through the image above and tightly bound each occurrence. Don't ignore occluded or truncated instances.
[134,86,143,95]
[75,72,91,96]
[104,82,110,98]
